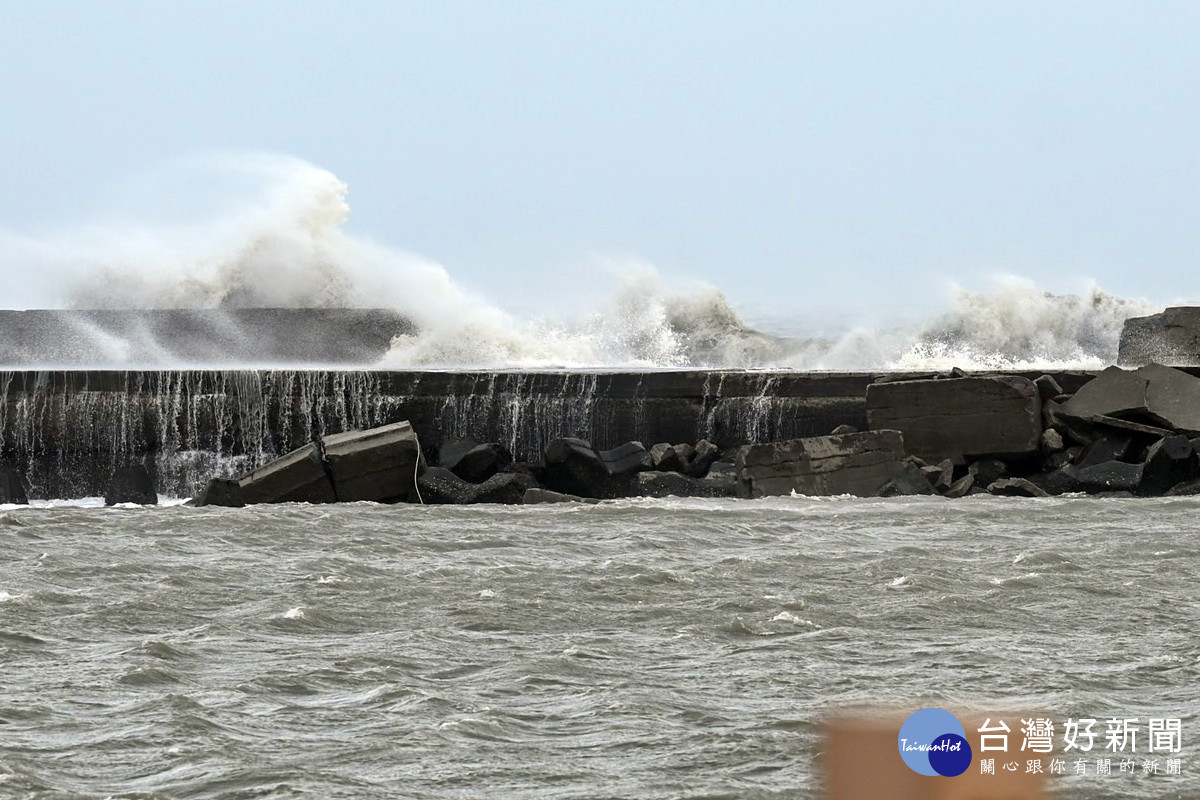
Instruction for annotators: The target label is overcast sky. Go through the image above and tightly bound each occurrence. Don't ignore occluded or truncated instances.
[1,1,1197,326]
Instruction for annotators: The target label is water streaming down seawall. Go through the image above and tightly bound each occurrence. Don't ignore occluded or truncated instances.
[0,370,886,499]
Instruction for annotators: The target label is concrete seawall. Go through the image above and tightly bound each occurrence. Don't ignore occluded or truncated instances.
[0,368,1104,499]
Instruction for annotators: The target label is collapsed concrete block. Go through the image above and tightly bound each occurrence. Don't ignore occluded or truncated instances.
[438,437,513,483]
[735,430,906,498]
[193,478,246,508]
[1054,364,1200,435]
[1118,307,1200,366]
[238,421,424,505]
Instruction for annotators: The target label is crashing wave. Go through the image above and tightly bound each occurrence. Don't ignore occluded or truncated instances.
[0,154,1165,370]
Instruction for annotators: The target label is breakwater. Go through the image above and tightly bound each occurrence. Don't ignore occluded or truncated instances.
[0,369,1102,499]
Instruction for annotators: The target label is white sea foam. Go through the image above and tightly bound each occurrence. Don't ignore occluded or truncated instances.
[0,153,1169,370]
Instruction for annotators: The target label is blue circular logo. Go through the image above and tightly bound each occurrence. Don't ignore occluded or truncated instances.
[898,708,972,777]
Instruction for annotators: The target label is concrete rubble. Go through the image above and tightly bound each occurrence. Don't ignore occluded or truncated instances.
[157,355,1200,505]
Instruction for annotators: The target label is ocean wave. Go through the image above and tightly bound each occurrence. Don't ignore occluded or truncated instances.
[0,154,1165,370]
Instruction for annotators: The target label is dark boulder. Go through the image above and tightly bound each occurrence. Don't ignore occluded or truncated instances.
[1035,374,1065,401]
[438,437,513,483]
[1077,433,1136,468]
[105,465,157,506]
[649,442,683,473]
[470,472,538,504]
[926,458,955,493]
[193,478,245,508]
[417,467,535,504]
[1041,429,1065,453]
[543,439,651,499]
[1027,468,1081,496]
[522,488,599,504]
[1045,448,1078,470]
[707,459,736,478]
[672,443,696,469]
[501,462,542,481]
[636,471,702,498]
[417,467,475,504]
[686,439,721,478]
[968,458,1008,489]
[987,478,1050,498]
[0,467,28,505]
[877,461,937,497]
[634,470,736,499]
[736,430,907,498]
[944,474,975,499]
[1167,478,1200,496]
[604,441,654,473]
[1065,461,1145,494]
[866,376,1042,464]
[1141,435,1198,495]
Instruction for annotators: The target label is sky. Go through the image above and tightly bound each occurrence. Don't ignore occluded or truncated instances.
[1,0,1197,329]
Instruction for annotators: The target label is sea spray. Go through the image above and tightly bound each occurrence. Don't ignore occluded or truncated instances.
[0,154,1166,370]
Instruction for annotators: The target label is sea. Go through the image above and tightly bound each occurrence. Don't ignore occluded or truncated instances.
[3,494,1197,799]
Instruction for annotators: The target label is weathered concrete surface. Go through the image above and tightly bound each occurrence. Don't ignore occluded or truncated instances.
[0,467,28,504]
[1054,364,1200,436]
[237,421,423,504]
[735,430,906,498]
[320,422,425,503]
[0,308,415,366]
[237,440,332,504]
[105,465,158,505]
[193,478,245,508]
[865,376,1042,464]
[1119,307,1200,366]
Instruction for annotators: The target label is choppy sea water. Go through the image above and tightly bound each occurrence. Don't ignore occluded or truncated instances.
[2,496,1198,800]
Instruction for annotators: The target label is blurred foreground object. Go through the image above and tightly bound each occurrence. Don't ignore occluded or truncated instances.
[822,713,1047,800]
